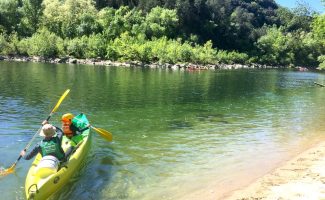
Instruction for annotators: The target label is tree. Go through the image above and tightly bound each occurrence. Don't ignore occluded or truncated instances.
[256,26,295,66]
[312,12,325,69]
[312,14,325,41]
[42,0,98,38]
[228,7,255,51]
[41,0,62,36]
[20,0,44,36]
[276,1,315,33]
[0,0,21,34]
[145,7,178,38]
[98,6,145,40]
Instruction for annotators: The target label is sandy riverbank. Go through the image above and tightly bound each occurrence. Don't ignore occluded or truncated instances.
[175,140,325,200]
[224,140,325,200]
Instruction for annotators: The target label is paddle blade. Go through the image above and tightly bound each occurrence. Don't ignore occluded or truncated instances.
[51,89,70,114]
[92,127,113,142]
[0,164,15,176]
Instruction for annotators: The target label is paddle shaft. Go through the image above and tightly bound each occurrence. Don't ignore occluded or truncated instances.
[15,114,54,163]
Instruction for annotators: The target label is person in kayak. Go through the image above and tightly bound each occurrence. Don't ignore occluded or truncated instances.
[61,113,90,146]
[20,124,66,161]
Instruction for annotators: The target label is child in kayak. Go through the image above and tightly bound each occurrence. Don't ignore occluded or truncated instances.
[61,113,90,146]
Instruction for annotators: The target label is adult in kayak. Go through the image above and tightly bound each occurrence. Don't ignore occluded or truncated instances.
[20,124,67,163]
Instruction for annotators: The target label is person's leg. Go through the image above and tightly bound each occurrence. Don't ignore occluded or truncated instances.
[64,146,75,160]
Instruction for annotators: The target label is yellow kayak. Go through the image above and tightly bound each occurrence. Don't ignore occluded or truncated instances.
[25,114,91,200]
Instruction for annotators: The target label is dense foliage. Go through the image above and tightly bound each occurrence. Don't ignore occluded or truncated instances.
[0,0,324,68]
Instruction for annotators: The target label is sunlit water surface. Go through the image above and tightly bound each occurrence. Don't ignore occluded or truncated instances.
[0,61,325,199]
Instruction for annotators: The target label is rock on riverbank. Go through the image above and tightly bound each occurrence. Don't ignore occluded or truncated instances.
[0,55,285,70]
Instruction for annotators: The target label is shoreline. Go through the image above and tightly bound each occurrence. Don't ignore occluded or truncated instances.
[0,55,287,70]
[224,140,325,199]
[174,138,325,200]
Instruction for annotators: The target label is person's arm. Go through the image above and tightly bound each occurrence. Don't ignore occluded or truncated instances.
[55,126,63,140]
[20,144,41,160]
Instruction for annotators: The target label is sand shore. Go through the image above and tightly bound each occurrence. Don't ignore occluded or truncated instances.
[224,141,325,200]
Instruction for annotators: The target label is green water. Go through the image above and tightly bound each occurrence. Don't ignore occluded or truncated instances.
[0,61,325,199]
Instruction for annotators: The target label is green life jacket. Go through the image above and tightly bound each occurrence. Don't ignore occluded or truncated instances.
[69,114,88,146]
[40,137,65,161]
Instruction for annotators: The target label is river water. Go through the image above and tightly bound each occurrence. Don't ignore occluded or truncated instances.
[0,61,325,199]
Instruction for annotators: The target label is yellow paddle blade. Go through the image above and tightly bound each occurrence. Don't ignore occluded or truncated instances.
[51,89,70,114]
[0,164,15,176]
[72,117,113,142]
[92,126,113,142]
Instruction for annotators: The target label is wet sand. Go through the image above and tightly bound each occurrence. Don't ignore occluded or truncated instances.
[225,141,325,199]
[176,140,325,200]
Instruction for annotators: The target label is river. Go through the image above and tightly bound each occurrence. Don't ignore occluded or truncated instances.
[0,61,325,199]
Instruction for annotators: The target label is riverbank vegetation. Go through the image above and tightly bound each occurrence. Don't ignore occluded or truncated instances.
[0,0,324,68]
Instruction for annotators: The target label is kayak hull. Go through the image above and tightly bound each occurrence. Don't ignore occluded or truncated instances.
[25,114,91,200]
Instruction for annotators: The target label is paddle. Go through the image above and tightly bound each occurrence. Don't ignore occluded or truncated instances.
[91,126,113,142]
[0,89,70,176]
[73,117,113,142]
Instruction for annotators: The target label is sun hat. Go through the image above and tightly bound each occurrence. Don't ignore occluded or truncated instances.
[40,124,56,137]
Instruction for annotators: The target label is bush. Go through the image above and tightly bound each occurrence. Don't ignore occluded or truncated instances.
[318,55,325,70]
[216,50,249,64]
[19,28,64,57]
[84,34,107,58]
[192,41,217,64]
[0,33,20,55]
[65,36,88,58]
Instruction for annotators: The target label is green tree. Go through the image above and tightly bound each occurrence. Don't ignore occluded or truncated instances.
[42,0,98,38]
[276,2,314,33]
[312,13,325,69]
[292,31,322,66]
[98,6,145,40]
[41,0,62,36]
[20,0,44,35]
[145,7,178,38]
[0,0,21,34]
[256,26,295,66]
[312,14,325,41]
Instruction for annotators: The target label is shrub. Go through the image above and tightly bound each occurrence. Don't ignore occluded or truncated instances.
[19,28,64,57]
[65,36,88,58]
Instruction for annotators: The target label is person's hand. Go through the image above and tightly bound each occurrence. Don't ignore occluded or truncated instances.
[42,120,49,125]
[20,150,26,157]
